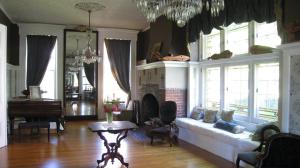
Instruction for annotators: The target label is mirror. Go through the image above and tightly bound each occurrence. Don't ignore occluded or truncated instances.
[64,29,98,119]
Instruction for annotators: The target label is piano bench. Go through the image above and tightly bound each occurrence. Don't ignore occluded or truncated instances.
[18,121,50,142]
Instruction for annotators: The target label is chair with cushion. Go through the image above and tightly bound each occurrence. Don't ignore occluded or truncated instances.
[236,124,280,168]
[256,133,300,168]
[147,101,177,146]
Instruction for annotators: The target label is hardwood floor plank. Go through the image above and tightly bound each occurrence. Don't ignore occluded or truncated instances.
[0,121,234,168]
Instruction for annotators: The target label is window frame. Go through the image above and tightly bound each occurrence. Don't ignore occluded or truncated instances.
[200,54,280,124]
[200,21,280,61]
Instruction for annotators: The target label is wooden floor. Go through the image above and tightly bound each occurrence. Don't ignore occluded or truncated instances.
[65,100,96,116]
[0,121,234,168]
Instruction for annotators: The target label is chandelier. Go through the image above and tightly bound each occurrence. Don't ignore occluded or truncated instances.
[68,38,83,72]
[134,0,225,27]
[74,2,105,64]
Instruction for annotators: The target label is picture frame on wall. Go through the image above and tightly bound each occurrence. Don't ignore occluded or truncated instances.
[29,86,41,99]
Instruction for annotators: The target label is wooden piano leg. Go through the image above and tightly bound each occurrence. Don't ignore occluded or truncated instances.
[56,121,60,134]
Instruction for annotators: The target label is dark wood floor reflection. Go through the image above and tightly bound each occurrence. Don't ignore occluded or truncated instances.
[0,121,234,168]
[65,100,96,116]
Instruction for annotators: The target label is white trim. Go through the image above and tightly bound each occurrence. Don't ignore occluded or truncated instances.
[200,52,280,66]
[136,61,189,70]
[278,41,300,133]
[0,24,7,147]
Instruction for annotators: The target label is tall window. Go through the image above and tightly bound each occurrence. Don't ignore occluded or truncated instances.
[255,63,279,121]
[225,65,249,116]
[255,22,281,48]
[40,41,57,99]
[103,44,127,102]
[203,28,220,59]
[226,23,249,55]
[205,67,220,110]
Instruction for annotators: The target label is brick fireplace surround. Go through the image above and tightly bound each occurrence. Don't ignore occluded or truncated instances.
[136,61,188,123]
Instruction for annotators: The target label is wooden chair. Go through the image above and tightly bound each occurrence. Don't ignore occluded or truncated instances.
[236,124,280,168]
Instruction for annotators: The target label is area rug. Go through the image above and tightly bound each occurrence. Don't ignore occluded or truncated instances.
[128,127,149,142]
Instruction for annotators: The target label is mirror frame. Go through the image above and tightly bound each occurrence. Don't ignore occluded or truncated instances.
[63,29,99,119]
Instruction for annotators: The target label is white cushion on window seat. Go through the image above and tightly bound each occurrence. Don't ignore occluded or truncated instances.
[175,117,259,162]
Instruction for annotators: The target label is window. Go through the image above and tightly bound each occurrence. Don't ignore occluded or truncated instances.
[103,44,128,102]
[204,67,220,110]
[40,41,57,99]
[226,23,249,55]
[255,22,281,48]
[225,65,249,117]
[203,28,220,59]
[255,63,279,122]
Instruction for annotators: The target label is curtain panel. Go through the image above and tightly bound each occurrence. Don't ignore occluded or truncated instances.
[84,63,96,87]
[188,0,277,42]
[26,35,57,88]
[104,39,131,100]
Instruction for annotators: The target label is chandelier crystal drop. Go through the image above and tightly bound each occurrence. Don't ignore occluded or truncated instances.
[134,0,225,27]
[74,2,104,64]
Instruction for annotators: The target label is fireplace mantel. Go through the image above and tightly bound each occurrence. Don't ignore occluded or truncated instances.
[136,61,189,70]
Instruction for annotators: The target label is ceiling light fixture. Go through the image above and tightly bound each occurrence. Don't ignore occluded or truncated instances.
[74,2,105,64]
[134,0,225,27]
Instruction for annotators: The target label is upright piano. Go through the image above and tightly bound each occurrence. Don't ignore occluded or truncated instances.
[7,99,63,134]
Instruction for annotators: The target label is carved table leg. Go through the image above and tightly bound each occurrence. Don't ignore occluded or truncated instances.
[96,130,130,168]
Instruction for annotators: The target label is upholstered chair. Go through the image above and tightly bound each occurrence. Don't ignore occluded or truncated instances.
[236,124,280,168]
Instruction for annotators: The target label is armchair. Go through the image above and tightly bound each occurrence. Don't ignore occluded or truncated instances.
[236,124,280,168]
[146,101,177,146]
[256,133,300,168]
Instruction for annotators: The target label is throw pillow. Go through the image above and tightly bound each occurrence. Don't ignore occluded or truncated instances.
[214,119,245,134]
[203,110,218,123]
[220,110,234,122]
[190,106,205,120]
[251,122,279,141]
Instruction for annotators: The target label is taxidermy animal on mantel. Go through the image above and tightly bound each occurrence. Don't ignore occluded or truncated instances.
[207,50,233,60]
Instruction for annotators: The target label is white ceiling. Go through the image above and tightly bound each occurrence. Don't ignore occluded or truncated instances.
[0,0,149,30]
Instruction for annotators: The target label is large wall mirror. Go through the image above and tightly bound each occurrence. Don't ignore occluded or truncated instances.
[64,29,98,119]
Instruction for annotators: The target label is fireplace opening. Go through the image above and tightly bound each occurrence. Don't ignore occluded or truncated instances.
[141,94,159,123]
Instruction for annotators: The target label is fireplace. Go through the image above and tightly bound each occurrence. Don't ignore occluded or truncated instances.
[141,94,159,123]
[136,61,188,124]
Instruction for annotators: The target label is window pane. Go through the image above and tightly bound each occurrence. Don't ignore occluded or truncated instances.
[255,22,281,48]
[226,23,249,55]
[203,29,220,59]
[103,44,128,103]
[40,41,57,99]
[255,63,279,121]
[225,65,249,116]
[205,67,220,110]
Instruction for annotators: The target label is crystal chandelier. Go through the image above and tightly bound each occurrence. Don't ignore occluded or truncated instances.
[75,2,105,64]
[134,0,225,27]
[68,38,83,72]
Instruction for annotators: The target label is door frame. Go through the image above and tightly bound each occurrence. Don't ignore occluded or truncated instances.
[0,24,7,148]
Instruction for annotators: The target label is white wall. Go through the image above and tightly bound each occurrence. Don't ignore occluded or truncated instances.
[18,23,65,99]
[97,28,138,119]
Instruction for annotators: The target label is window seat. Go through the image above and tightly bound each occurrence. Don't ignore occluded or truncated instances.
[175,117,259,163]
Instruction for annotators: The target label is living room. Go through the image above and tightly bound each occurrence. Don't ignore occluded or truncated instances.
[1,0,300,168]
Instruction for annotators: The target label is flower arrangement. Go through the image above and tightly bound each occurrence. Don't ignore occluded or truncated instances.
[103,98,121,123]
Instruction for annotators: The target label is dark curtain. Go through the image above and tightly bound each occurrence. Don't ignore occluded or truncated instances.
[26,35,57,88]
[84,63,96,87]
[188,0,277,42]
[104,39,131,100]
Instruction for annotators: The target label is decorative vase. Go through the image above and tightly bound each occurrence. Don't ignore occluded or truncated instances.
[106,112,113,124]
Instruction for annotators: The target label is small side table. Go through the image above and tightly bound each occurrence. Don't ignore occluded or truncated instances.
[89,121,138,168]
